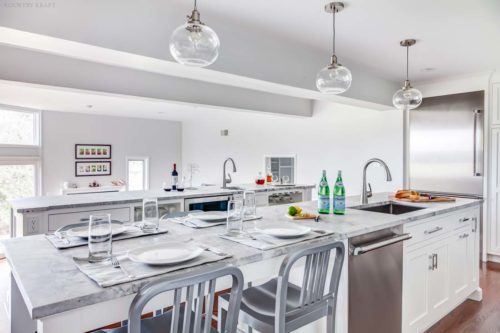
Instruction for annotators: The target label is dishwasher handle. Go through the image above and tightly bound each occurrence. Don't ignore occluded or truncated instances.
[351,233,412,256]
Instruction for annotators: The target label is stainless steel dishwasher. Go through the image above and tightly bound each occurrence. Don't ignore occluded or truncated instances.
[348,226,412,333]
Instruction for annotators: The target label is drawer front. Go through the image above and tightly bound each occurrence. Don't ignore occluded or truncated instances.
[48,207,130,232]
[405,215,452,246]
[449,208,477,231]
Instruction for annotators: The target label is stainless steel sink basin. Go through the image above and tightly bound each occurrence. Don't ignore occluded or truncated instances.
[351,202,426,215]
[221,186,244,191]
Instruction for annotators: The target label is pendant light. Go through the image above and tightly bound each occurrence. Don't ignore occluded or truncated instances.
[316,2,352,94]
[392,39,422,110]
[169,0,220,67]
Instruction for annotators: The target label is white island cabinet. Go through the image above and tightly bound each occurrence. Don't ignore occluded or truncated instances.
[403,206,481,333]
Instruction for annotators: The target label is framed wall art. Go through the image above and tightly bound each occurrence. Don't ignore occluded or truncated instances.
[75,144,112,159]
[75,161,112,177]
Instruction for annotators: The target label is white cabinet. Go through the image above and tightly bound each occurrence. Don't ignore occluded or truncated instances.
[403,206,481,333]
[489,127,500,256]
[491,82,500,125]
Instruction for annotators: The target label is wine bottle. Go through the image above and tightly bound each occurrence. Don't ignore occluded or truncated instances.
[171,163,178,191]
[333,170,346,215]
[318,170,330,214]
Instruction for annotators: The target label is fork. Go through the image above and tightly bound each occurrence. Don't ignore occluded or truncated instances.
[56,230,70,245]
[111,256,135,279]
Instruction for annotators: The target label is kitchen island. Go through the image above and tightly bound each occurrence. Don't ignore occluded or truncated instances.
[3,193,481,333]
[9,184,314,237]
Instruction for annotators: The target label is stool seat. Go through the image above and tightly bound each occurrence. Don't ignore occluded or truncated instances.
[96,305,217,333]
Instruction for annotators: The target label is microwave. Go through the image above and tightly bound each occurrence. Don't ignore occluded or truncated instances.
[184,195,239,212]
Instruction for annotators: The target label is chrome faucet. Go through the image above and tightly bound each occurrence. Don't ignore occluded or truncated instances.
[361,158,392,204]
[222,158,237,189]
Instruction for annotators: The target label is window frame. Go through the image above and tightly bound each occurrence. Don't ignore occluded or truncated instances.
[126,156,150,191]
[0,104,42,149]
[264,154,298,183]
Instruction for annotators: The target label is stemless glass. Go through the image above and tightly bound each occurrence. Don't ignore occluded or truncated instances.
[226,199,244,236]
[282,175,290,184]
[88,214,112,262]
[243,191,257,220]
[142,198,159,233]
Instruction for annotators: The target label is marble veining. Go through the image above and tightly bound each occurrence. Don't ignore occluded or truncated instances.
[2,192,481,320]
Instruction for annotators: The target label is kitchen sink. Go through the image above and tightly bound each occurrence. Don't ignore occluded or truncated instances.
[221,186,245,190]
[351,202,426,215]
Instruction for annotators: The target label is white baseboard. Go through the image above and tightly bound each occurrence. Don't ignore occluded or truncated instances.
[468,287,483,302]
[487,253,500,263]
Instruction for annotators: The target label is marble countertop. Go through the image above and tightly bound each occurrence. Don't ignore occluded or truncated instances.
[2,193,481,320]
[10,184,315,213]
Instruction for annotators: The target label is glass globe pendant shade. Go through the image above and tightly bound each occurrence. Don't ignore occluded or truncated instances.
[316,62,352,94]
[392,81,422,110]
[169,22,220,67]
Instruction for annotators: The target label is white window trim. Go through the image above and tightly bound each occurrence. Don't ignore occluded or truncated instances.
[263,154,298,182]
[0,104,42,149]
[126,156,150,191]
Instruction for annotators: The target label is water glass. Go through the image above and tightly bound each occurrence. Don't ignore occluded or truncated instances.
[243,191,257,219]
[88,214,112,262]
[226,199,244,236]
[142,197,159,233]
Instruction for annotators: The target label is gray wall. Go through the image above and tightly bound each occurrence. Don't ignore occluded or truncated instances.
[41,111,181,195]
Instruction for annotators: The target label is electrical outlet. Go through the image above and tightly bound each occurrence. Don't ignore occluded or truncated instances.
[27,216,40,234]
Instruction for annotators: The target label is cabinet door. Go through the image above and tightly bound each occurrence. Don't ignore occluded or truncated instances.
[403,245,431,332]
[428,240,450,312]
[449,228,473,300]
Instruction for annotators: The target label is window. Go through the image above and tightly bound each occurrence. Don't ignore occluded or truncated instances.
[127,157,149,191]
[0,106,42,248]
[0,161,39,240]
[265,155,297,184]
[0,107,40,146]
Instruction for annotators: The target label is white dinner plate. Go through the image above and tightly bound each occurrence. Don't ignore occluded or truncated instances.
[256,224,311,239]
[188,211,227,222]
[128,242,204,266]
[66,223,127,239]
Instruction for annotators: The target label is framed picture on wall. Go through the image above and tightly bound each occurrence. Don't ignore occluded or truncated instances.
[75,144,112,159]
[75,161,112,177]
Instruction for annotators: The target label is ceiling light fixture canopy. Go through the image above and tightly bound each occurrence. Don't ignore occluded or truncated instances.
[392,39,422,110]
[316,2,352,94]
[169,0,220,67]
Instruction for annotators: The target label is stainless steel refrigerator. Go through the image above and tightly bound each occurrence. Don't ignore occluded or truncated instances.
[408,91,484,198]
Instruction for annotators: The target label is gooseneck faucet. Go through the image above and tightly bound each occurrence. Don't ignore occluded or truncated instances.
[361,158,392,204]
[222,158,237,189]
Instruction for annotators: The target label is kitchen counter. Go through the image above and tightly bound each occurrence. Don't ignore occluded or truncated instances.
[2,192,481,321]
[9,184,315,214]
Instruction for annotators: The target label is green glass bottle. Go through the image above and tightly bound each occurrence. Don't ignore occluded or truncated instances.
[318,170,330,214]
[333,170,346,215]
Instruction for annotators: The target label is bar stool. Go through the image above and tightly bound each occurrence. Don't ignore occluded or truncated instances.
[97,264,244,333]
[219,240,345,333]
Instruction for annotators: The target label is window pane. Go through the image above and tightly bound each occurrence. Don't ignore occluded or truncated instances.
[0,110,37,145]
[0,164,35,239]
[128,160,144,191]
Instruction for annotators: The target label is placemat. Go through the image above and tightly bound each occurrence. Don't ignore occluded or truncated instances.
[219,229,335,250]
[73,243,232,287]
[168,216,262,229]
[46,224,169,249]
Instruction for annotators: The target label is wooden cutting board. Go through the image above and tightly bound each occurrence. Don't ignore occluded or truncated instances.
[286,214,319,220]
[389,195,456,203]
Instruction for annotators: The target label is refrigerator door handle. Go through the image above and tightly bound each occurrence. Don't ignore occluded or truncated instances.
[473,109,483,177]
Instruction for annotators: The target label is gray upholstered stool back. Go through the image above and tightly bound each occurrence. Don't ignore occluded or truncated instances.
[275,240,345,332]
[127,265,244,333]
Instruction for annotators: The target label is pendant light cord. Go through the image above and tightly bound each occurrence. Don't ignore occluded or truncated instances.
[194,0,197,9]
[406,46,409,81]
[332,9,336,55]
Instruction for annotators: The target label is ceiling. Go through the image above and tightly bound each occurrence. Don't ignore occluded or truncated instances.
[0,0,499,83]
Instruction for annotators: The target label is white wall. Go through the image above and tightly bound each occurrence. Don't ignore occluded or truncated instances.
[182,102,404,197]
[42,111,181,195]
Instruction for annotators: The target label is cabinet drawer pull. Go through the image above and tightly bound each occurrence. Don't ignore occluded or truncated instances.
[434,253,438,269]
[472,217,478,232]
[459,217,470,223]
[460,233,470,239]
[428,255,434,270]
[424,226,443,235]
